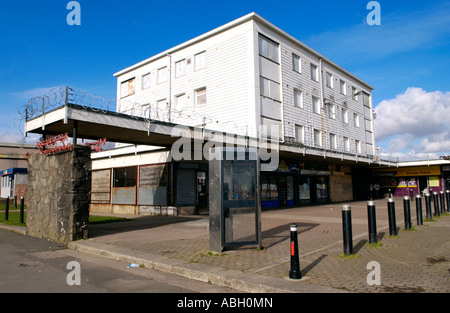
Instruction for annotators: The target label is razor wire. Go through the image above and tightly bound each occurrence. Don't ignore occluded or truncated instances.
[19,86,262,139]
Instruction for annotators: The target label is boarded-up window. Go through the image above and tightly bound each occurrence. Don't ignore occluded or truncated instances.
[121,78,135,98]
[195,88,206,107]
[258,35,279,63]
[139,165,167,187]
[138,165,167,205]
[111,166,137,205]
[91,169,111,203]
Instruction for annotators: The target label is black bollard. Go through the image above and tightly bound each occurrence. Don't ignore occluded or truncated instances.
[440,191,446,214]
[367,201,377,244]
[20,196,24,224]
[5,196,9,221]
[342,205,353,256]
[387,198,397,236]
[289,223,301,279]
[445,190,450,212]
[415,195,423,225]
[403,196,411,230]
[388,189,392,199]
[425,193,432,220]
[433,192,440,217]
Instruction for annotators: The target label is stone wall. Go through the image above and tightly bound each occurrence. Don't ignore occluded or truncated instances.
[26,146,91,244]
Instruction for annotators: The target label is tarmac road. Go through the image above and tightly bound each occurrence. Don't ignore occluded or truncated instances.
[0,228,238,293]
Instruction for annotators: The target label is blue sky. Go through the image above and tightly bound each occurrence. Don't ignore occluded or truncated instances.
[1,0,449,160]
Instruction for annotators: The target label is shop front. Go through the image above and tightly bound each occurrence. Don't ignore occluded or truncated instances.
[261,160,330,208]
[375,165,444,197]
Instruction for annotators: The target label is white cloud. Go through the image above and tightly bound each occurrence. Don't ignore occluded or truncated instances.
[374,87,450,160]
[0,130,26,143]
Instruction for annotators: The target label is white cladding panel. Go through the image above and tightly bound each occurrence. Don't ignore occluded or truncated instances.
[116,21,255,137]
[114,15,374,157]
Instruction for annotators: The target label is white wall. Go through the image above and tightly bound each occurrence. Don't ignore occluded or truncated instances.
[116,20,257,138]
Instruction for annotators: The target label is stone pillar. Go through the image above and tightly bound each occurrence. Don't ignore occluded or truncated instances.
[26,146,91,244]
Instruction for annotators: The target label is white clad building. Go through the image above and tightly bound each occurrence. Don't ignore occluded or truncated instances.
[114,12,375,157]
[91,12,377,215]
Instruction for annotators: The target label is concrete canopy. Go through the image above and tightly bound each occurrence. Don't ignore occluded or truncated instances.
[24,103,391,168]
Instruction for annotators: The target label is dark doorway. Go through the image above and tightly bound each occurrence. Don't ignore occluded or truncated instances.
[196,171,208,214]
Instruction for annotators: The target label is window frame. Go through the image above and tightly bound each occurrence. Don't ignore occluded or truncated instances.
[260,76,281,102]
[312,96,320,114]
[157,67,167,84]
[195,87,207,107]
[258,34,279,64]
[352,86,358,101]
[113,166,137,188]
[292,53,301,73]
[354,113,360,128]
[294,88,303,108]
[326,72,333,89]
[194,51,206,71]
[355,140,362,154]
[343,137,350,152]
[342,107,349,124]
[310,63,319,82]
[328,103,336,119]
[175,59,186,78]
[120,78,135,98]
[295,124,304,143]
[142,73,151,90]
[313,129,322,147]
[340,79,346,95]
[330,133,337,150]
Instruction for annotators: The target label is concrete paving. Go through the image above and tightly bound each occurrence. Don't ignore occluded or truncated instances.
[3,197,450,293]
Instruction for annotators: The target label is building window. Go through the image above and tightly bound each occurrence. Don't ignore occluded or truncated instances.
[354,113,360,127]
[260,77,281,101]
[156,99,167,120]
[195,51,206,71]
[312,96,320,114]
[310,63,318,81]
[120,78,135,98]
[113,167,137,188]
[343,137,350,152]
[326,72,333,88]
[292,54,301,73]
[195,88,207,107]
[175,59,186,77]
[294,89,303,108]
[362,93,371,107]
[295,125,304,143]
[174,93,186,112]
[157,67,167,84]
[258,35,279,63]
[142,73,151,90]
[328,104,336,119]
[314,129,322,147]
[352,87,358,100]
[340,80,346,95]
[330,133,337,150]
[355,140,361,154]
[342,107,349,123]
